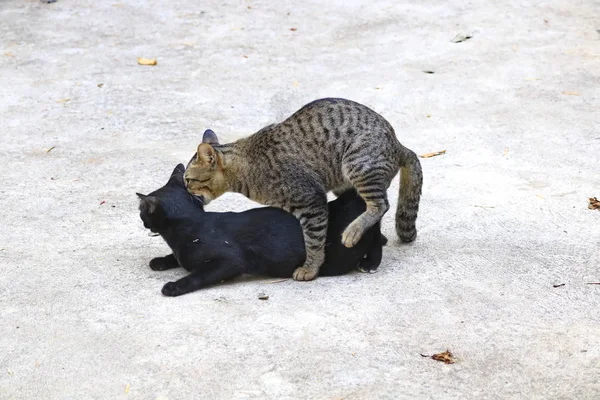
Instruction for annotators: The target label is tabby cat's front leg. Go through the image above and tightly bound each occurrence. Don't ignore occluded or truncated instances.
[289,194,329,281]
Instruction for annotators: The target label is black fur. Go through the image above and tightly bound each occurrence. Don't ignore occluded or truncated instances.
[137,164,386,296]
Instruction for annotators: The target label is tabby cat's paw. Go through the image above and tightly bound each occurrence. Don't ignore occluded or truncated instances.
[162,282,184,297]
[341,221,366,248]
[292,266,318,281]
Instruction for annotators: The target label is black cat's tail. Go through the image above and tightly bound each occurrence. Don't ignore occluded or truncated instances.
[395,148,422,242]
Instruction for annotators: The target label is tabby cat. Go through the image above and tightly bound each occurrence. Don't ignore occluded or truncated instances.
[184,98,422,281]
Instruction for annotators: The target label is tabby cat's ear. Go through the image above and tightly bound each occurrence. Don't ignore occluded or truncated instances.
[202,129,219,145]
[196,143,217,168]
[137,193,159,214]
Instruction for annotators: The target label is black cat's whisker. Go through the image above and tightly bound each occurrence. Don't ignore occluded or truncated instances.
[189,193,204,205]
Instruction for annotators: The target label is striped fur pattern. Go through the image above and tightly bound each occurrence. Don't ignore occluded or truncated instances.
[184,98,422,281]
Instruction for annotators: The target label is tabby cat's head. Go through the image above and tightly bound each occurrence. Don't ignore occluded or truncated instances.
[184,129,227,204]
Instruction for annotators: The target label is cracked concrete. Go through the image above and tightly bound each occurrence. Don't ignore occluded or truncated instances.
[1,0,599,399]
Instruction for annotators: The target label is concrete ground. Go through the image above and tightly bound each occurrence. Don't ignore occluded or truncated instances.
[1,0,599,398]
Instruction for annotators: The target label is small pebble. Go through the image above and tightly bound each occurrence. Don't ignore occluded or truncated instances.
[258,293,269,300]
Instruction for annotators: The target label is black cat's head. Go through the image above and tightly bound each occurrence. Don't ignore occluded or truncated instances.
[137,163,204,233]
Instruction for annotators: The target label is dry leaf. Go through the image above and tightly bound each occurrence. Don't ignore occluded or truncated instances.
[562,91,580,96]
[292,81,299,87]
[97,83,104,88]
[588,197,600,210]
[45,146,56,153]
[426,114,431,118]
[431,350,456,364]
[450,33,472,43]
[56,98,70,103]
[137,58,157,66]
[124,383,130,393]
[503,147,509,156]
[4,52,14,57]
[290,28,297,31]
[419,150,446,158]
[242,55,248,58]
[536,194,545,199]
[34,361,41,367]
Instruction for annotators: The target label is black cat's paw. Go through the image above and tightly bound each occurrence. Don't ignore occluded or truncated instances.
[150,257,177,271]
[161,282,184,297]
[357,259,379,274]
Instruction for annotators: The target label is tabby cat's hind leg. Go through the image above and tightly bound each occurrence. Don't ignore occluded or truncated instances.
[341,178,390,248]
[332,184,353,197]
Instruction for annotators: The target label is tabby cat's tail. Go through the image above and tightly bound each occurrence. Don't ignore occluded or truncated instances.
[395,148,423,242]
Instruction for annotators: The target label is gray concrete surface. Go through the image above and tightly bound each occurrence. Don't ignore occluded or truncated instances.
[1,0,599,398]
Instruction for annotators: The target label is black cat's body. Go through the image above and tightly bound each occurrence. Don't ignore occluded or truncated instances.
[137,164,386,296]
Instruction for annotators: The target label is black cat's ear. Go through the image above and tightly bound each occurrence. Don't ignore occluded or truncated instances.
[174,163,185,175]
[138,195,160,214]
[168,164,186,186]
[202,129,219,145]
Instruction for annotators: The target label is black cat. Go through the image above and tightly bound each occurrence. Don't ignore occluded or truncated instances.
[137,164,386,296]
